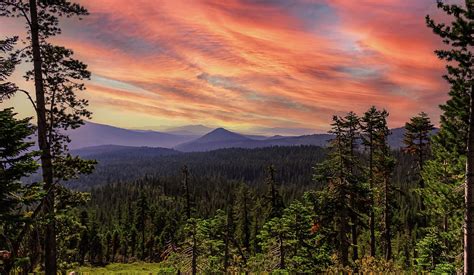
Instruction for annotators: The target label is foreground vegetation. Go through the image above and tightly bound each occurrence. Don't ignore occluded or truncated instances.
[0,0,472,274]
[72,262,172,274]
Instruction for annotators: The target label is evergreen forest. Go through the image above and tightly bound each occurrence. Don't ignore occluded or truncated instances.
[0,0,473,274]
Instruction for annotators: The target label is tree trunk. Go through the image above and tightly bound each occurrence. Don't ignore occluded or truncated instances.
[369,132,376,257]
[223,235,230,272]
[444,214,449,250]
[269,166,278,217]
[183,166,191,220]
[29,1,56,274]
[141,225,145,260]
[252,216,259,255]
[349,127,358,263]
[243,192,250,252]
[337,137,349,267]
[339,190,349,267]
[464,84,474,275]
[351,214,358,262]
[340,217,349,266]
[384,177,392,260]
[419,136,426,228]
[224,201,232,272]
[279,233,285,269]
[191,223,197,275]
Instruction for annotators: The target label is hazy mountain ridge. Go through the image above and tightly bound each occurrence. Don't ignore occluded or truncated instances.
[66,122,198,149]
[175,128,252,151]
[68,122,437,152]
[162,124,214,135]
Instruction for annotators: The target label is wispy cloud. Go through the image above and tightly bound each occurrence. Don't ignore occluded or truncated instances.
[1,0,458,133]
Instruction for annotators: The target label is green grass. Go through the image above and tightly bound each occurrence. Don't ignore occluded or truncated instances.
[71,262,175,274]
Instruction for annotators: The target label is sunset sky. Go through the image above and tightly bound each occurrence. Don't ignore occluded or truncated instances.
[0,0,461,135]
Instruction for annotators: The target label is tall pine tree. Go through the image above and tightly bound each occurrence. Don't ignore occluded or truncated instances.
[136,191,149,260]
[372,113,395,260]
[403,112,434,226]
[0,108,40,273]
[426,1,473,272]
[360,106,390,257]
[0,1,94,272]
[315,112,368,266]
[265,166,284,219]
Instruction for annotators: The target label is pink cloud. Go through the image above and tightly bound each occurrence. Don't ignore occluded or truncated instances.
[2,0,458,131]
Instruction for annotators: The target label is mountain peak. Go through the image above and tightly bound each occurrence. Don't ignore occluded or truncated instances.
[210,127,230,133]
[175,127,252,151]
[200,128,249,141]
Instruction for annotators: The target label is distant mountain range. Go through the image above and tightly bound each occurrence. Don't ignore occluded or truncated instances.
[175,128,331,152]
[66,121,436,152]
[67,122,197,149]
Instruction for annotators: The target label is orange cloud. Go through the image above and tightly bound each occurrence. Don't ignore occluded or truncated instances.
[1,0,458,133]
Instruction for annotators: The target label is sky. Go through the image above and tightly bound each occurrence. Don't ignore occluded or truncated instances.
[0,0,461,135]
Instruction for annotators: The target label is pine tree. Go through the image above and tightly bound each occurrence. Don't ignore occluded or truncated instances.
[0,2,93,272]
[105,232,112,263]
[173,218,201,275]
[120,233,129,263]
[403,112,435,175]
[258,216,289,270]
[136,192,149,260]
[284,199,331,272]
[315,112,368,266]
[317,115,350,266]
[0,37,20,101]
[130,227,138,258]
[78,211,89,265]
[223,194,235,272]
[418,142,463,271]
[265,165,284,219]
[111,230,120,262]
[0,37,41,274]
[256,199,331,272]
[191,220,198,275]
[250,198,264,255]
[372,113,395,260]
[403,112,434,226]
[89,221,103,265]
[234,183,251,257]
[360,106,389,257]
[0,108,39,274]
[182,165,193,220]
[345,112,363,262]
[426,1,473,272]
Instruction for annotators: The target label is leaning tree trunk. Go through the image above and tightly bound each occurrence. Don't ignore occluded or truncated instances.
[465,84,474,275]
[29,0,56,274]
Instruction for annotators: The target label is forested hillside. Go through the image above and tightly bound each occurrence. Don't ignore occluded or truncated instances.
[69,145,326,189]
